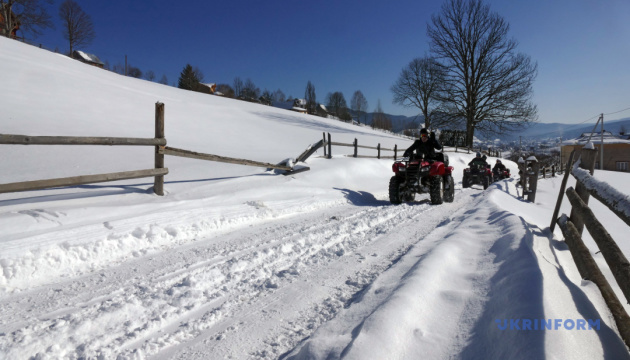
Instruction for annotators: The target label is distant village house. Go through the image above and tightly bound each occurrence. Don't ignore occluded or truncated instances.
[73,51,104,68]
[561,131,630,172]
[193,82,216,95]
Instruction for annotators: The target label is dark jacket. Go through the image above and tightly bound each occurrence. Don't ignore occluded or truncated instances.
[493,162,507,172]
[403,134,442,160]
[468,157,488,168]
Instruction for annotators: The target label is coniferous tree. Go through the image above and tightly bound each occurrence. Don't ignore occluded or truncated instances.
[178,64,201,90]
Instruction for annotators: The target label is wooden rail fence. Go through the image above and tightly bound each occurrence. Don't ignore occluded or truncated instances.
[0,102,316,198]
[321,132,399,159]
[550,147,630,348]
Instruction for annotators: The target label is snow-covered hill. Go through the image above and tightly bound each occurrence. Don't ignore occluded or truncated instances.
[1,37,629,359]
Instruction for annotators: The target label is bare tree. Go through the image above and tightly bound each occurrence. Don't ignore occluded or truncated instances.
[1,0,53,38]
[326,91,348,119]
[59,0,95,56]
[242,78,260,99]
[372,100,392,131]
[305,81,316,114]
[144,70,155,81]
[273,89,286,102]
[391,57,448,130]
[350,90,368,124]
[233,77,243,98]
[428,0,537,146]
[159,74,168,85]
[217,83,235,98]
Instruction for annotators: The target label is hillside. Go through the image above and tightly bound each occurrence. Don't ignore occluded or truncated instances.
[1,37,630,359]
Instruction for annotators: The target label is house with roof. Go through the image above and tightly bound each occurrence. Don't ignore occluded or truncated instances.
[561,131,630,172]
[193,82,216,95]
[73,50,104,68]
[0,4,20,38]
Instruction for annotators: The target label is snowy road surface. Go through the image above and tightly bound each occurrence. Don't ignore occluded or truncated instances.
[0,187,476,359]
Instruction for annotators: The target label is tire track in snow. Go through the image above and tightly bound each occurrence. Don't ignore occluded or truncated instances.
[0,191,474,359]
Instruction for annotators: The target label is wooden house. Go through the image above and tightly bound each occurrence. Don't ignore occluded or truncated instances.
[193,82,217,95]
[73,50,105,68]
[561,131,630,172]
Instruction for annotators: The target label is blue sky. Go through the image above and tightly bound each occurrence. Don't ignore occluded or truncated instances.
[30,0,630,124]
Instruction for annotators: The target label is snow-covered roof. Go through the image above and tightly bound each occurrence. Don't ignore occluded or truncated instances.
[561,131,630,145]
[73,50,104,65]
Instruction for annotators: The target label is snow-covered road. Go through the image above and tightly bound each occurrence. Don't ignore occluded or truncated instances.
[0,187,476,359]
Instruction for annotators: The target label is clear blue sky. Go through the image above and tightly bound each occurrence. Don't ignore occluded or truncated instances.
[30,0,630,124]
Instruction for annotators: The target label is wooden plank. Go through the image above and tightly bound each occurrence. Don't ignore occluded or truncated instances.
[330,142,354,147]
[566,187,630,304]
[295,139,324,163]
[550,150,575,232]
[0,168,169,194]
[161,146,292,171]
[558,216,630,348]
[0,134,166,146]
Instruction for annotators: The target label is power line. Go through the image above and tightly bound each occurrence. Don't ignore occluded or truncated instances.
[604,106,630,116]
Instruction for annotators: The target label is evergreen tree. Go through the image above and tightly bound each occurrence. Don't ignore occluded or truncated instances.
[178,64,200,90]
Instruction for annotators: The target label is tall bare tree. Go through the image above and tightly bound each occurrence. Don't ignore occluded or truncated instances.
[391,56,448,130]
[372,100,392,131]
[233,77,243,98]
[350,90,368,124]
[428,0,537,146]
[1,0,53,38]
[305,81,316,114]
[59,0,94,56]
[326,91,348,119]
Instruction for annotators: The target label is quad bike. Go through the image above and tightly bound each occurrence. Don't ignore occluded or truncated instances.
[492,168,511,182]
[463,164,493,190]
[389,155,455,205]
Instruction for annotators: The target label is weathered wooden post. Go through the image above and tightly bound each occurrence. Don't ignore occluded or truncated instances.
[327,133,332,159]
[552,164,556,177]
[526,156,539,202]
[550,150,575,233]
[353,138,358,158]
[377,143,381,159]
[518,157,526,196]
[394,144,398,159]
[570,145,598,235]
[154,102,165,196]
[323,132,327,158]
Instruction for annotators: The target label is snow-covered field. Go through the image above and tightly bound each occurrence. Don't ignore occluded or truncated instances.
[1,37,629,359]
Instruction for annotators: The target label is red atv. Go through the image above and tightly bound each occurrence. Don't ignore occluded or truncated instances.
[389,156,455,205]
[463,164,493,190]
[492,168,511,182]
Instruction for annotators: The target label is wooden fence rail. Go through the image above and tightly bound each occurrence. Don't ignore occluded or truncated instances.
[551,146,630,348]
[1,102,314,198]
[322,132,398,159]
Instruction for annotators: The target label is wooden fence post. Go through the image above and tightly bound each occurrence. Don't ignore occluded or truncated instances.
[154,102,165,196]
[550,150,575,233]
[570,147,598,235]
[353,138,358,158]
[527,161,540,202]
[323,132,327,158]
[327,133,332,159]
[377,143,381,159]
[394,144,397,159]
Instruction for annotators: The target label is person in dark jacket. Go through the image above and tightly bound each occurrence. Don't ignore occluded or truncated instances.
[468,152,488,168]
[403,128,443,161]
[493,159,507,173]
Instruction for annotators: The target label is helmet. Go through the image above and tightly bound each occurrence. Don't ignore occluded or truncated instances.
[420,128,429,135]
[476,152,481,157]
[496,159,501,163]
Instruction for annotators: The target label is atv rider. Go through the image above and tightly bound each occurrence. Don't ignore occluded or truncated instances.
[468,152,488,169]
[492,159,507,178]
[402,128,444,162]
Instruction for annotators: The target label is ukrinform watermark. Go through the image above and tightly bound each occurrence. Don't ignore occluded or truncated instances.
[495,319,601,331]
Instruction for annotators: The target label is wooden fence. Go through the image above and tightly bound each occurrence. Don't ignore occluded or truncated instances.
[550,147,630,348]
[321,132,399,159]
[0,102,315,197]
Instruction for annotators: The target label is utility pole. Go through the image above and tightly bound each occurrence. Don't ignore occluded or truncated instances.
[600,113,604,170]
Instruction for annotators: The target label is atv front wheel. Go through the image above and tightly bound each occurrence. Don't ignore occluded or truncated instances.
[444,175,455,203]
[462,174,470,188]
[389,176,404,205]
[430,176,444,205]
